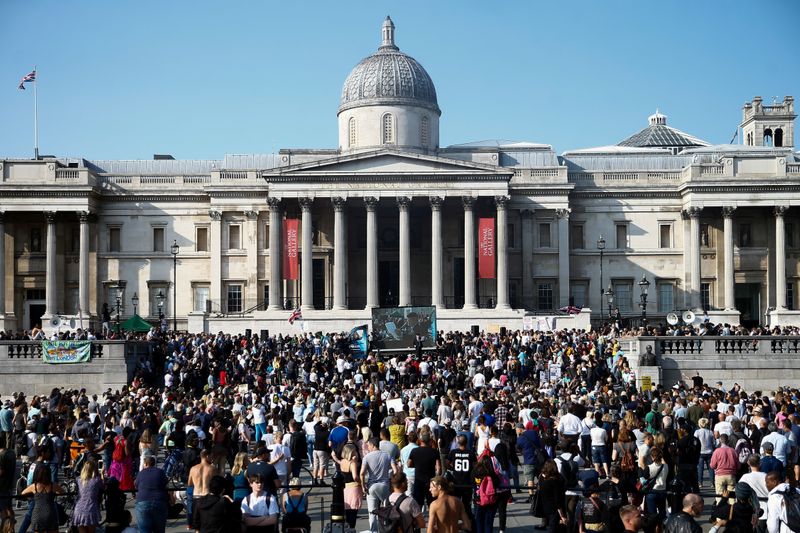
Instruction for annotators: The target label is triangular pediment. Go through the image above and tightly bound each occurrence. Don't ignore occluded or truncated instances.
[265,148,510,177]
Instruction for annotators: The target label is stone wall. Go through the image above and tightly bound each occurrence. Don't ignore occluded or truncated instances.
[0,341,138,395]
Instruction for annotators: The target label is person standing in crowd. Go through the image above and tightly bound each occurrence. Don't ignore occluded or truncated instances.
[188,449,221,529]
[533,460,567,533]
[387,472,425,533]
[765,471,794,533]
[664,493,704,533]
[195,475,239,533]
[427,475,471,533]
[619,505,645,533]
[312,417,331,486]
[72,460,103,533]
[361,437,398,533]
[710,433,739,504]
[240,475,279,533]
[0,436,16,533]
[133,452,168,533]
[340,443,363,529]
[20,464,62,533]
[694,417,716,487]
[230,452,251,507]
[407,431,441,508]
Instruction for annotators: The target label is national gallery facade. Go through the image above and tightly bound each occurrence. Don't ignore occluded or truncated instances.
[1,17,798,334]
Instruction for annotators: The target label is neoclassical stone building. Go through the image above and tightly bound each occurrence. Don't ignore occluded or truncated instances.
[1,17,798,334]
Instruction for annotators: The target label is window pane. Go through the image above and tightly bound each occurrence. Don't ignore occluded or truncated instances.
[539,223,551,247]
[109,228,121,252]
[738,224,751,247]
[701,283,711,310]
[570,225,584,249]
[227,285,242,313]
[788,282,795,311]
[616,225,627,249]
[30,228,42,252]
[659,224,671,248]
[537,282,553,310]
[507,223,515,249]
[196,227,208,252]
[149,287,168,317]
[229,225,241,250]
[614,282,632,313]
[570,283,587,308]
[265,224,271,249]
[194,286,210,312]
[658,283,674,313]
[153,228,164,252]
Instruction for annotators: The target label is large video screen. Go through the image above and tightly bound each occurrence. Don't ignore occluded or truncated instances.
[371,306,437,350]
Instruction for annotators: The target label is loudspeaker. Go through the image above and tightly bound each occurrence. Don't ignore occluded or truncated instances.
[245,328,252,339]
[260,329,269,339]
[500,326,507,337]
[471,325,480,336]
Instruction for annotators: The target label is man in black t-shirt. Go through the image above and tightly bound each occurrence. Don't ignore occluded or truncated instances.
[447,435,476,524]
[246,446,280,496]
[407,432,441,508]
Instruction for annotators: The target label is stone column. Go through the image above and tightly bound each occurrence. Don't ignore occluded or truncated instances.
[521,209,534,309]
[45,211,57,317]
[78,211,90,316]
[723,206,736,310]
[398,196,412,307]
[209,210,222,312]
[244,210,260,311]
[495,196,510,309]
[267,197,282,311]
[299,198,314,311]
[687,207,702,309]
[430,196,444,308]
[775,205,789,309]
[556,208,571,307]
[332,197,347,310]
[463,196,477,310]
[365,197,379,309]
[0,212,5,317]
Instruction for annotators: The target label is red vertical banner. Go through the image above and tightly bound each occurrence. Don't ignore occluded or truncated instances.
[478,217,495,279]
[283,218,299,280]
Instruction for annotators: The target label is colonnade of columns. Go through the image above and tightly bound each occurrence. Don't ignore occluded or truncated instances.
[267,195,515,311]
[686,205,792,311]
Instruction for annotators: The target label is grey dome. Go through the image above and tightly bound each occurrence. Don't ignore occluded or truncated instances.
[338,17,440,115]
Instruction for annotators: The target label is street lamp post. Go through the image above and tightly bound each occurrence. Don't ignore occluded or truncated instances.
[157,290,165,331]
[605,284,614,319]
[639,275,651,326]
[597,235,606,299]
[131,292,139,316]
[114,286,122,334]
[171,240,179,332]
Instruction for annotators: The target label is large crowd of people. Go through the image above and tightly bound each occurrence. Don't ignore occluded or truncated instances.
[0,321,799,533]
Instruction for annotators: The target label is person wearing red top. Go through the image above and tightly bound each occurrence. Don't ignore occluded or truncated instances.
[710,433,738,503]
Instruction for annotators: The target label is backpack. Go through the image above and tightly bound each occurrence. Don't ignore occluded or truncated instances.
[282,494,311,533]
[735,437,754,465]
[782,488,800,532]
[112,436,126,462]
[558,454,579,488]
[477,474,499,506]
[373,494,409,533]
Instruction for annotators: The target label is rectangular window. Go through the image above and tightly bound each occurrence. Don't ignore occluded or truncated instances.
[507,223,515,249]
[229,224,241,250]
[538,223,551,248]
[109,227,121,252]
[196,227,209,252]
[30,228,42,253]
[788,281,795,311]
[263,284,270,308]
[787,223,795,248]
[70,228,79,254]
[193,285,210,313]
[570,282,587,308]
[153,227,165,252]
[226,284,243,313]
[264,224,271,249]
[536,281,554,310]
[570,224,584,250]
[738,224,751,247]
[659,224,672,248]
[701,282,711,311]
[657,282,675,313]
[149,286,169,317]
[615,224,628,249]
[613,280,633,314]
[700,223,712,247]
[66,287,79,314]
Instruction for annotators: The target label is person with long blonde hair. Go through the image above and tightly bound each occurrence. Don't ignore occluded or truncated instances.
[230,452,251,505]
[72,460,103,533]
[340,443,362,528]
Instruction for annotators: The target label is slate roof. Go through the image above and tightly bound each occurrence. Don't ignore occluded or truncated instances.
[618,123,709,149]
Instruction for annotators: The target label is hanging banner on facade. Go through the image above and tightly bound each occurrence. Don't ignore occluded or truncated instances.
[41,340,91,364]
[283,218,299,280]
[478,217,495,279]
[349,324,369,358]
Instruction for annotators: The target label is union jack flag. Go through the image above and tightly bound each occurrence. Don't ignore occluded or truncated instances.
[18,70,36,90]
[559,305,582,315]
[288,308,302,325]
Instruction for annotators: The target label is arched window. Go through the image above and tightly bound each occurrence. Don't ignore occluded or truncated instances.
[348,117,357,147]
[420,115,429,146]
[764,128,773,147]
[775,128,784,147]
[746,132,752,146]
[382,113,394,144]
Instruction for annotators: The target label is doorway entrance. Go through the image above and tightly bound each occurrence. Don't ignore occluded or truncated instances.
[27,302,46,330]
[453,257,464,309]
[735,283,761,327]
[379,260,399,307]
[312,259,326,310]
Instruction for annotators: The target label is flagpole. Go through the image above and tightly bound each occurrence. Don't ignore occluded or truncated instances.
[33,65,39,159]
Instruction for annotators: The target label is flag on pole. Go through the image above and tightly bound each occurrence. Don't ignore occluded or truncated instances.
[18,70,36,90]
[559,305,582,315]
[288,308,302,325]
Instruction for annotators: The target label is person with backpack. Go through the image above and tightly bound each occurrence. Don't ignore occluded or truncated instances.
[555,440,584,530]
[280,477,311,533]
[765,471,798,533]
[380,472,424,533]
[240,474,279,533]
[473,453,501,533]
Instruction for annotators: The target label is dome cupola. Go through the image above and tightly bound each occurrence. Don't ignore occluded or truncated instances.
[338,17,440,152]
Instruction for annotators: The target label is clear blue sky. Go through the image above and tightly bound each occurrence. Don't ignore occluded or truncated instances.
[2,0,799,160]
